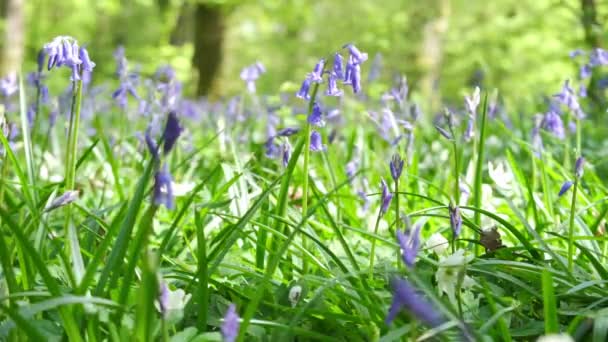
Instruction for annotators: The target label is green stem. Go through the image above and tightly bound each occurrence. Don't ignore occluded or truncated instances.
[452,141,460,205]
[568,178,579,273]
[300,83,319,275]
[473,94,488,255]
[394,178,400,231]
[368,210,383,281]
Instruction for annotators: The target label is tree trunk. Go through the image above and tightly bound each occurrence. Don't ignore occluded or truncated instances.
[192,4,224,97]
[581,0,602,49]
[0,0,24,76]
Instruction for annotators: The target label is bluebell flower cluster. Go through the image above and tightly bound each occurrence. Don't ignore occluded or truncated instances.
[240,62,266,93]
[43,36,95,81]
[112,46,140,110]
[386,277,443,327]
[396,225,421,268]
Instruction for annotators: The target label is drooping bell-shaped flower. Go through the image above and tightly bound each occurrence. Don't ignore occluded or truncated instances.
[558,181,573,197]
[307,102,325,127]
[325,72,343,97]
[390,154,404,181]
[386,277,443,327]
[310,58,325,83]
[343,43,368,65]
[309,131,325,152]
[449,203,462,238]
[380,179,393,214]
[162,111,183,155]
[332,52,344,79]
[296,77,312,100]
[396,225,421,268]
[153,164,174,209]
[221,304,240,342]
[575,156,585,178]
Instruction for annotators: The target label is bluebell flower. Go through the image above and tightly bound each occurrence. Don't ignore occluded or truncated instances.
[282,142,291,167]
[332,52,344,79]
[380,179,393,214]
[589,48,608,67]
[310,58,325,83]
[542,109,565,139]
[222,304,240,342]
[158,282,170,316]
[464,87,481,116]
[308,102,325,127]
[569,49,585,59]
[579,84,587,98]
[79,47,95,72]
[350,63,362,93]
[386,277,443,327]
[346,159,359,179]
[558,181,573,197]
[45,190,80,212]
[580,64,592,79]
[276,127,299,137]
[390,154,404,181]
[343,43,368,65]
[325,72,343,97]
[554,80,584,119]
[162,111,183,155]
[343,56,354,85]
[265,137,280,158]
[153,164,174,209]
[36,49,46,73]
[145,128,159,160]
[575,156,585,178]
[240,61,266,93]
[449,203,462,238]
[396,225,421,268]
[435,125,453,140]
[0,73,18,98]
[309,131,325,152]
[464,118,475,142]
[113,46,127,77]
[296,77,312,100]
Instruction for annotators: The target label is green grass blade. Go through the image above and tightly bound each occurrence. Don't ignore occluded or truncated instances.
[542,268,559,334]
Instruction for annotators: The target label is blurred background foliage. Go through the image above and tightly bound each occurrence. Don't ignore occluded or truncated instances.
[1,0,607,108]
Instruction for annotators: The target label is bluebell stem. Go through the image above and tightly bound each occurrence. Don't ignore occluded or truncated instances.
[396,225,421,268]
[309,131,325,152]
[559,181,573,197]
[310,59,325,83]
[325,72,343,97]
[153,164,174,209]
[386,277,443,327]
[162,111,183,155]
[222,304,240,342]
[275,127,299,137]
[380,179,393,214]
[575,156,585,178]
[449,203,462,238]
[307,102,325,127]
[332,52,344,79]
[390,154,404,181]
[282,142,291,167]
[296,77,312,100]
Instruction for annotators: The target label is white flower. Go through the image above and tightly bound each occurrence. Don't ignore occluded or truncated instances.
[435,249,475,304]
[172,181,195,197]
[537,334,574,342]
[488,160,514,191]
[288,285,303,307]
[426,233,449,255]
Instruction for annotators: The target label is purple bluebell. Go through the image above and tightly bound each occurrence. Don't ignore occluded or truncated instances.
[343,55,354,85]
[380,179,393,214]
[390,154,404,181]
[45,190,80,212]
[240,62,266,93]
[396,225,421,268]
[0,73,18,98]
[153,164,174,209]
[79,47,95,72]
[265,137,280,158]
[449,203,462,238]
[579,84,587,98]
[158,282,170,316]
[332,53,344,79]
[310,59,325,83]
[309,131,325,152]
[464,118,475,142]
[36,49,46,73]
[145,128,159,160]
[162,111,183,155]
[350,63,362,93]
[346,159,358,179]
[575,156,585,178]
[113,46,127,77]
[276,127,299,137]
[325,72,343,97]
[569,49,585,59]
[296,77,312,100]
[558,181,573,197]
[282,142,291,167]
[435,125,453,140]
[542,109,565,139]
[343,43,368,65]
[357,186,371,213]
[386,277,443,327]
[580,64,592,79]
[464,87,481,116]
[554,80,584,119]
[308,102,325,127]
[222,304,240,342]
[589,48,608,67]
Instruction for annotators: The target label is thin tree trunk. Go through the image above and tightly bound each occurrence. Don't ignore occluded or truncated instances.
[581,0,602,49]
[0,0,24,76]
[192,4,224,97]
